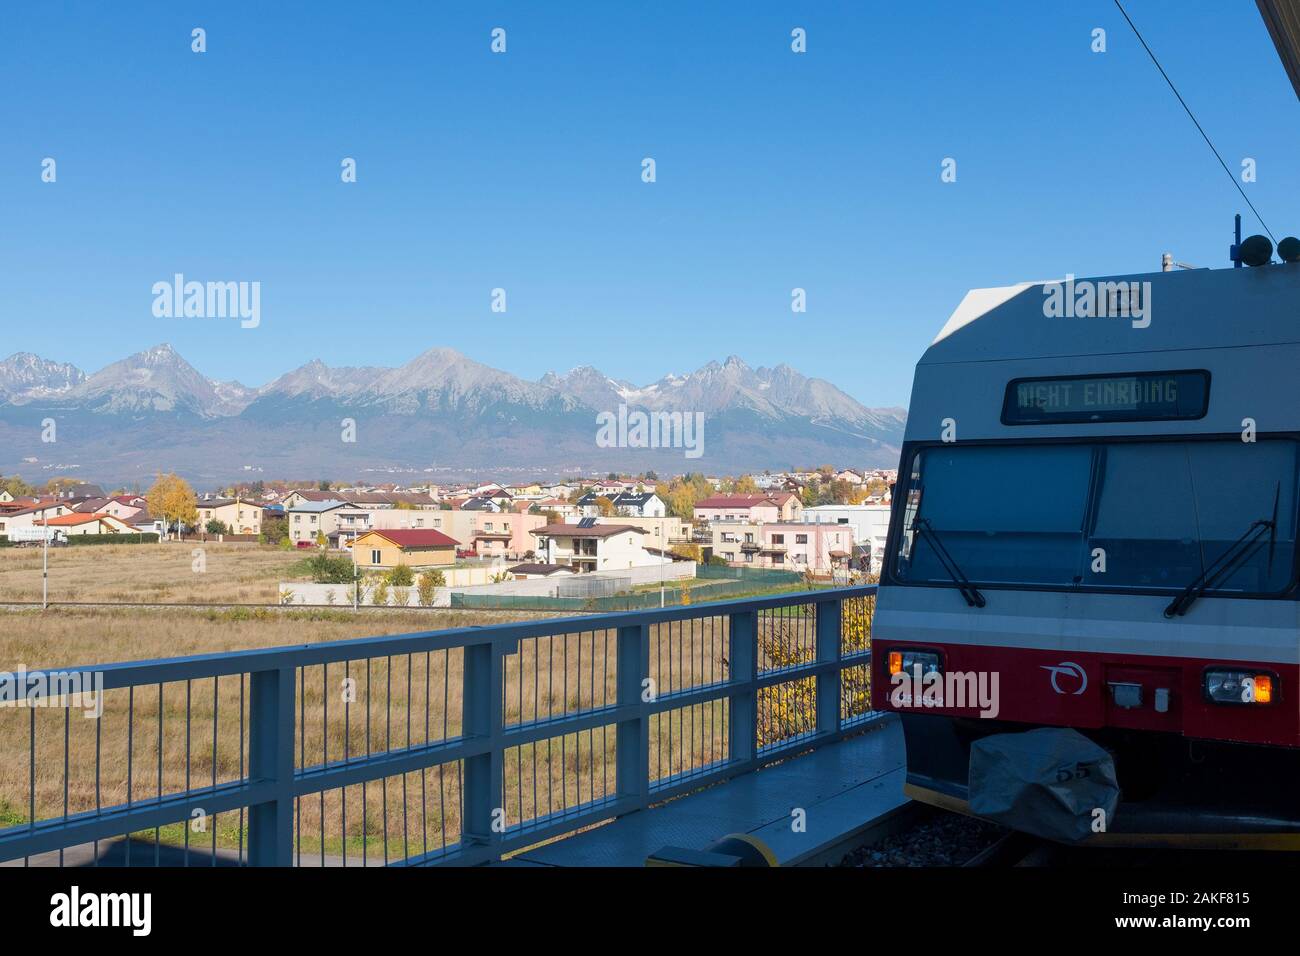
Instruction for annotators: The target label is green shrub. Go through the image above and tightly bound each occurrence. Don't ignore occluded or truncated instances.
[65,533,159,546]
[386,564,414,587]
[417,570,444,606]
[304,552,354,584]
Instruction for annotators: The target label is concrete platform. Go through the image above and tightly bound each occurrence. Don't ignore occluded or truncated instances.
[503,715,907,867]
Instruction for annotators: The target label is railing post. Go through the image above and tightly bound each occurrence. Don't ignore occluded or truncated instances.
[615,623,650,807]
[728,609,757,767]
[815,597,842,737]
[462,640,504,857]
[247,666,295,866]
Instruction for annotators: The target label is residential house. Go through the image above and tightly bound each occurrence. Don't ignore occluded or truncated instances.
[693,493,802,525]
[54,483,106,500]
[595,515,689,552]
[458,496,504,514]
[37,512,138,536]
[287,500,354,546]
[754,523,856,572]
[576,490,666,519]
[529,497,580,521]
[196,497,264,535]
[804,504,892,569]
[281,489,437,511]
[530,523,656,572]
[98,495,148,521]
[506,482,544,498]
[352,529,459,570]
[129,512,165,536]
[611,491,665,518]
[0,500,74,539]
[434,510,547,560]
[708,521,764,565]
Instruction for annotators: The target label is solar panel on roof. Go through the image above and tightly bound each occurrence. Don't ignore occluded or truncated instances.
[578,516,597,528]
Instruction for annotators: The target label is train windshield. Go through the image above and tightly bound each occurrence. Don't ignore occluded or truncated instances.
[893,438,1299,596]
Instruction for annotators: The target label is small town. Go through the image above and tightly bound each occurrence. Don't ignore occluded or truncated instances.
[0,466,895,609]
[5,0,1294,929]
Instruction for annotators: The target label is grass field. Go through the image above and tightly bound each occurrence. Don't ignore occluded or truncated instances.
[0,541,308,605]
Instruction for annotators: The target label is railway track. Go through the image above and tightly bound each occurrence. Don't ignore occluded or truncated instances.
[847,804,1300,867]
[962,825,1300,867]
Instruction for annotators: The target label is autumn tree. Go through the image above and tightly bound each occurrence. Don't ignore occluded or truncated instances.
[656,473,715,520]
[0,474,35,497]
[146,473,198,536]
[44,476,83,495]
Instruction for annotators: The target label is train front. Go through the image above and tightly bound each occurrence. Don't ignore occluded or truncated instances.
[871,264,1300,848]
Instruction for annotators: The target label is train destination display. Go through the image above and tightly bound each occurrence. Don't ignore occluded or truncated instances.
[1002,370,1209,425]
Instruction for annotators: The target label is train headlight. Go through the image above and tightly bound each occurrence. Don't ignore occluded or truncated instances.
[1204,669,1276,705]
[888,649,942,677]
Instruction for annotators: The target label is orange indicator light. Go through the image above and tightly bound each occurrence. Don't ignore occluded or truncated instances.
[1253,675,1273,704]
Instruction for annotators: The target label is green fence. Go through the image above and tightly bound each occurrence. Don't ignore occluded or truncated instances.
[449,566,807,611]
[695,565,804,584]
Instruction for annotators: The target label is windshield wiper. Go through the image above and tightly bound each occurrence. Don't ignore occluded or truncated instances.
[1163,516,1275,618]
[913,518,986,608]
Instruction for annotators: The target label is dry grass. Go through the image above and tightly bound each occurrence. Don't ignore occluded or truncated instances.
[0,596,873,864]
[0,541,310,605]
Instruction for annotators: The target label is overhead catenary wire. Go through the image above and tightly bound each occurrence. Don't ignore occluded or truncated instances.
[1113,0,1277,244]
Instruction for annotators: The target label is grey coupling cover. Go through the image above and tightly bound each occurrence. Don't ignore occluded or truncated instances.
[968,728,1119,843]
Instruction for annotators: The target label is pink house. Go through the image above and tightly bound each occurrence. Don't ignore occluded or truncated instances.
[756,523,855,572]
[693,493,802,524]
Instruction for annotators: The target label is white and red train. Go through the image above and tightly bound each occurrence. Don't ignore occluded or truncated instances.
[872,254,1300,848]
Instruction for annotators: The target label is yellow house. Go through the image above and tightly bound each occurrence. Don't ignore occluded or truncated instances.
[352,529,459,570]
[196,497,263,534]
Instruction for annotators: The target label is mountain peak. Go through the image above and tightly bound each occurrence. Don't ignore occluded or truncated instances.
[136,343,182,362]
[0,352,86,403]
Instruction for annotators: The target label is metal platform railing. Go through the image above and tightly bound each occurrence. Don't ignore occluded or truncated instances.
[0,585,877,866]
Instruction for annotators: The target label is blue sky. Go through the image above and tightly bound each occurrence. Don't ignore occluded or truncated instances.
[3,1,1298,408]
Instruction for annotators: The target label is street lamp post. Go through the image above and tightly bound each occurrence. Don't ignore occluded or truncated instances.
[352,529,359,611]
[660,516,666,608]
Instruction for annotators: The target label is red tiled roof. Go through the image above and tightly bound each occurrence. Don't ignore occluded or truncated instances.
[360,529,459,549]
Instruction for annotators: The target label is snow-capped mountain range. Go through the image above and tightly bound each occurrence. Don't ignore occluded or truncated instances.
[0,345,906,483]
